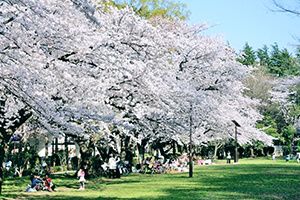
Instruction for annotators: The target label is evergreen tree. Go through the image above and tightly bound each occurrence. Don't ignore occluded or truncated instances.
[267,43,297,76]
[296,47,300,61]
[268,43,283,76]
[282,48,299,75]
[257,45,269,66]
[237,42,256,66]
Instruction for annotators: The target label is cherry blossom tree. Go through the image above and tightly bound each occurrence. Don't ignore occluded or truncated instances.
[0,0,274,183]
[269,76,300,153]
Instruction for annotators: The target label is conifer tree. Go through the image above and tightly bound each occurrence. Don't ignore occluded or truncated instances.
[237,42,256,66]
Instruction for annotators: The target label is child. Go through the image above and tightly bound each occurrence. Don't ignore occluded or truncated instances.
[44,174,55,192]
[77,168,86,190]
[226,152,231,164]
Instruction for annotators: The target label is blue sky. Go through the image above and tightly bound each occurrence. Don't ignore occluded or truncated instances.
[181,0,300,53]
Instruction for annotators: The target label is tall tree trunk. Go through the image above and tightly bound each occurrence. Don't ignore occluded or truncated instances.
[55,138,59,154]
[137,139,149,164]
[213,144,218,159]
[172,140,177,156]
[0,100,32,194]
[64,136,69,169]
[0,142,7,195]
[189,103,193,178]
[52,140,55,161]
[250,147,254,158]
[0,166,3,195]
[213,143,222,159]
[124,136,133,164]
[77,139,94,176]
[137,143,144,164]
[16,143,26,177]
[135,145,140,164]
[158,145,167,160]
[45,141,49,159]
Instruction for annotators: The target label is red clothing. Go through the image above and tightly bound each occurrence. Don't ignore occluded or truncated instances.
[45,177,53,189]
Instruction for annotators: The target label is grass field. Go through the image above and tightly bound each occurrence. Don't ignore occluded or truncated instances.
[0,159,299,200]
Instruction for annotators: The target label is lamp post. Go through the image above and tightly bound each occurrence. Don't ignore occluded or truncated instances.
[189,103,193,178]
[232,120,241,163]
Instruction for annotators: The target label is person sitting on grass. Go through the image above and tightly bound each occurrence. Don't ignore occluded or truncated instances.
[44,174,55,192]
[27,174,43,192]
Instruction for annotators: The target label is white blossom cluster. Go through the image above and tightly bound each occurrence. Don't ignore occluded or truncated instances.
[271,76,300,103]
[0,0,272,145]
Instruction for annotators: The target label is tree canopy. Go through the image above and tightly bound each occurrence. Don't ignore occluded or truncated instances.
[101,0,190,20]
[0,0,272,144]
[238,43,300,77]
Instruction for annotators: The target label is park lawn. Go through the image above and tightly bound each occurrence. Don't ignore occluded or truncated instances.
[0,159,299,200]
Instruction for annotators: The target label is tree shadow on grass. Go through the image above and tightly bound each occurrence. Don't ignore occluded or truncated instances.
[2,164,299,200]
[159,165,300,200]
[55,181,80,189]
[50,175,142,189]
[4,195,134,200]
[101,179,141,186]
[1,177,143,200]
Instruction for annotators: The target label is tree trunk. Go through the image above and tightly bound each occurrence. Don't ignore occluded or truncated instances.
[189,103,193,178]
[137,139,149,164]
[135,145,140,164]
[77,139,94,176]
[250,147,254,158]
[158,146,167,160]
[260,149,264,156]
[52,140,55,159]
[15,166,26,178]
[137,143,145,164]
[0,166,3,195]
[55,138,58,154]
[45,141,49,159]
[213,144,218,159]
[124,136,133,164]
[16,144,26,177]
[213,143,222,160]
[172,140,177,156]
[0,143,6,195]
[64,136,69,169]
[0,101,32,195]
[177,143,184,154]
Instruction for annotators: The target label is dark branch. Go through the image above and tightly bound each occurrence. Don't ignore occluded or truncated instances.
[272,0,300,16]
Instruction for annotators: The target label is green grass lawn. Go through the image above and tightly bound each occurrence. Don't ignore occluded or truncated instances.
[1,159,299,200]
